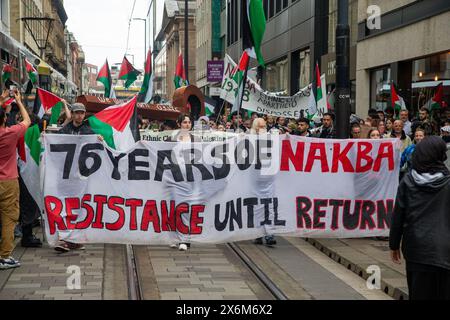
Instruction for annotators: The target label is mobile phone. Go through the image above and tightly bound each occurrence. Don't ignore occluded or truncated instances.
[9,85,17,97]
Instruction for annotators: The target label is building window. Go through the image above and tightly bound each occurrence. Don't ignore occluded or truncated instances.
[370,66,391,111]
[263,0,268,18]
[269,0,274,18]
[299,48,311,89]
[276,0,281,14]
[265,56,289,93]
[411,51,450,111]
[227,1,231,46]
[283,0,288,9]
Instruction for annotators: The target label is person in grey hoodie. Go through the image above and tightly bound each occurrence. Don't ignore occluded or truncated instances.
[390,136,450,300]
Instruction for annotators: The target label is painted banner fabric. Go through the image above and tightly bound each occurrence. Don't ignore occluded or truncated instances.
[140,130,238,142]
[41,134,401,246]
[221,55,316,118]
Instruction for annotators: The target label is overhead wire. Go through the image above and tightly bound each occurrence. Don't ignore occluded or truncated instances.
[125,0,137,55]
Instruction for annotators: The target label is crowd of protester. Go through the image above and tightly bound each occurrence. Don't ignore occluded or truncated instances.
[2,89,450,299]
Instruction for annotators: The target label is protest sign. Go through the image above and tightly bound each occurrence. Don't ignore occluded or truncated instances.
[221,55,316,118]
[41,135,401,246]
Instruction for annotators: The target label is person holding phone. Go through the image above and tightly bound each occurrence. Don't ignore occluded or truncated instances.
[0,91,31,270]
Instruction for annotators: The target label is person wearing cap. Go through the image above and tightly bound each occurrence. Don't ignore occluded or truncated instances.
[0,91,31,270]
[54,102,95,253]
[58,103,94,135]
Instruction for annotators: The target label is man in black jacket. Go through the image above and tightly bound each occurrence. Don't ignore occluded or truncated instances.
[390,136,450,300]
[59,103,94,135]
[55,103,94,253]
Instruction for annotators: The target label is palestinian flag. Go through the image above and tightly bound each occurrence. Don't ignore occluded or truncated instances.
[307,85,318,120]
[425,83,444,111]
[2,64,12,83]
[97,60,116,98]
[231,51,250,113]
[315,63,329,115]
[205,96,217,116]
[174,53,188,89]
[25,58,38,84]
[119,56,141,89]
[18,124,43,210]
[242,0,266,67]
[139,49,154,104]
[391,83,406,113]
[34,88,64,125]
[88,96,140,151]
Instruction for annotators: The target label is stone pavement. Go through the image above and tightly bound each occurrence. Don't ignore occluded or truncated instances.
[305,238,408,300]
[0,228,111,300]
[143,244,273,300]
[239,238,391,300]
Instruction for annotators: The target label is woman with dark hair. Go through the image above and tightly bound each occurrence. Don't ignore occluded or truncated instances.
[390,136,450,300]
[168,114,193,251]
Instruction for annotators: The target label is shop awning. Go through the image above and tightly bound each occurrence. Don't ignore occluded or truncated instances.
[37,60,52,76]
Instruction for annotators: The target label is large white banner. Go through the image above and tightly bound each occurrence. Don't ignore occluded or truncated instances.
[41,135,401,246]
[221,55,316,118]
[140,130,238,142]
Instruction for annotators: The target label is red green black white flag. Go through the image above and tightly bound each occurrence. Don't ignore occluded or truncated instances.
[2,64,12,83]
[97,60,116,99]
[34,88,64,125]
[425,82,444,111]
[139,49,154,104]
[242,0,266,67]
[390,83,406,113]
[88,96,141,151]
[231,51,250,113]
[24,58,38,84]
[174,53,188,89]
[119,56,141,89]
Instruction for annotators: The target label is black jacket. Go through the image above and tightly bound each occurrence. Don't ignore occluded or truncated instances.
[390,172,450,270]
[59,121,94,135]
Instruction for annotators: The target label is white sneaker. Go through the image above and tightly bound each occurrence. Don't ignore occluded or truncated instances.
[170,244,178,249]
[0,257,21,270]
[178,244,188,251]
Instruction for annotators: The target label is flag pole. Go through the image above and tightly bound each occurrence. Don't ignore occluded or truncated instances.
[215,100,227,125]
[237,57,250,116]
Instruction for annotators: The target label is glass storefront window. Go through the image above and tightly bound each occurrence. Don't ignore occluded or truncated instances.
[370,66,391,111]
[411,52,450,110]
[265,56,289,93]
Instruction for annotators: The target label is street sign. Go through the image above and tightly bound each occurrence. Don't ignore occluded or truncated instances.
[207,60,224,83]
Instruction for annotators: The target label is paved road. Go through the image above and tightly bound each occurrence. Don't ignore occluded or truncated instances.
[0,228,392,300]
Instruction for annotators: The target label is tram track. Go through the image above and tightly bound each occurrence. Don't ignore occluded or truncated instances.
[125,244,143,300]
[125,242,289,300]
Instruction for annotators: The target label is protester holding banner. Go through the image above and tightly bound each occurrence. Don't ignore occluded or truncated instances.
[54,102,93,253]
[168,114,194,251]
[367,129,382,139]
[390,136,450,300]
[0,91,31,270]
[313,113,337,139]
[250,118,277,247]
[58,103,94,135]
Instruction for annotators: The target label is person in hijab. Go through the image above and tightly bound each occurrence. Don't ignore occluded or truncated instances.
[390,136,450,300]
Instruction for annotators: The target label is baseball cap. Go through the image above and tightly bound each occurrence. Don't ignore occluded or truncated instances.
[71,103,86,112]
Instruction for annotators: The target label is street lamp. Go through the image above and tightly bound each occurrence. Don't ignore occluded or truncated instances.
[133,18,147,61]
